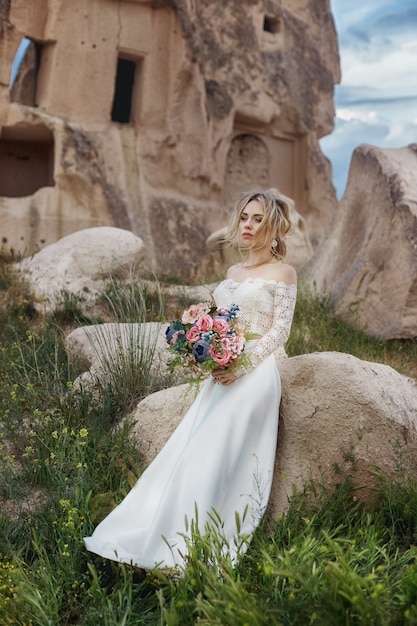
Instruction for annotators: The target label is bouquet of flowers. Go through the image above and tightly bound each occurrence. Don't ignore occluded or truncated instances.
[165,302,247,381]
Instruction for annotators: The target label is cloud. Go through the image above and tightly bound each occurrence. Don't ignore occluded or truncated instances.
[373,6,417,32]
[321,0,417,198]
[341,44,417,97]
[347,6,417,44]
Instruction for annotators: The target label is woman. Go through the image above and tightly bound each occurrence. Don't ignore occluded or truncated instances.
[84,188,297,570]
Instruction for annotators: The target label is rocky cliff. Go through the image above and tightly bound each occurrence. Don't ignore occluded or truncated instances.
[0,0,340,277]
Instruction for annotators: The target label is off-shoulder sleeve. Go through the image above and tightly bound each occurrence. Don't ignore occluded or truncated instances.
[235,282,297,377]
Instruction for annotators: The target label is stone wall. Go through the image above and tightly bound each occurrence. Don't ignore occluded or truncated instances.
[0,0,340,277]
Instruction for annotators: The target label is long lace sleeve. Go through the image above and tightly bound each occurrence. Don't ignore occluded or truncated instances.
[235,282,297,377]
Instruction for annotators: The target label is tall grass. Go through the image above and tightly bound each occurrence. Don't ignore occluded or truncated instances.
[82,321,165,418]
[0,257,416,624]
[73,273,168,417]
[100,273,165,324]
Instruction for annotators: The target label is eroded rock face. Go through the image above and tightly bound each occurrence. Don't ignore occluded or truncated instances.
[0,0,339,276]
[129,352,417,518]
[307,144,417,339]
[18,226,146,311]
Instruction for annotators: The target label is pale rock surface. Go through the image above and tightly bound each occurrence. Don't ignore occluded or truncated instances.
[129,352,417,518]
[307,144,417,339]
[17,227,146,312]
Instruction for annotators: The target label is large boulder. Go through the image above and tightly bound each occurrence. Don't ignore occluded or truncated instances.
[307,144,417,339]
[273,352,417,513]
[129,352,417,518]
[17,227,146,312]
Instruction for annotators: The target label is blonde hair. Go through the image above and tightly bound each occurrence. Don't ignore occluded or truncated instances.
[226,188,294,259]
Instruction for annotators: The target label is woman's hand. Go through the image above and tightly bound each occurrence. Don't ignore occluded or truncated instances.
[211,368,237,386]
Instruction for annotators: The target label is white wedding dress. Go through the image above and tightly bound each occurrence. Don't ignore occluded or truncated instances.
[84,278,297,569]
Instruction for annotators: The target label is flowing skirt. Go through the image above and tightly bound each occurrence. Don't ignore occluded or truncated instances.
[84,354,281,569]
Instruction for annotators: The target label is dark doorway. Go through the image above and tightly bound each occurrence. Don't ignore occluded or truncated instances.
[111,58,136,124]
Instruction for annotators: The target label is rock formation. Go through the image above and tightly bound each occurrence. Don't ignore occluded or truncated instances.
[307,144,417,339]
[129,352,417,518]
[17,226,146,311]
[0,0,340,277]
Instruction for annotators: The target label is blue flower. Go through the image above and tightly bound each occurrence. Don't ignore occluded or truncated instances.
[192,339,210,363]
[165,326,176,343]
[227,303,240,319]
[166,321,185,344]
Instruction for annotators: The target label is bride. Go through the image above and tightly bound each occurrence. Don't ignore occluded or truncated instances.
[84,188,297,570]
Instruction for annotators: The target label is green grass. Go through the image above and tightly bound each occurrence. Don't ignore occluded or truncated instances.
[0,257,416,625]
[287,281,417,378]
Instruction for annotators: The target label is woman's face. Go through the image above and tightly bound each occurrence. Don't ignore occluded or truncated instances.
[238,200,264,247]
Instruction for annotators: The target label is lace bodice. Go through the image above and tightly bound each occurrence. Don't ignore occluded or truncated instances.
[213,277,297,375]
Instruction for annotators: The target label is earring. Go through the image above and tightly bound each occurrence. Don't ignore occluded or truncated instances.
[272,238,278,248]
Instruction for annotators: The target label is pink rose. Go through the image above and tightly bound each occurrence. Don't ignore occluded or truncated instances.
[222,334,244,357]
[210,344,232,367]
[185,326,201,343]
[195,314,214,333]
[213,317,229,336]
[182,303,210,325]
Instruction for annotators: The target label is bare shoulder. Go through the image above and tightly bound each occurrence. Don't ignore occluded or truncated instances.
[226,264,242,280]
[272,262,297,286]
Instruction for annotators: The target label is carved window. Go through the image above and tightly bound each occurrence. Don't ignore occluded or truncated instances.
[10,37,43,106]
[111,57,139,124]
[263,15,281,34]
[0,126,55,198]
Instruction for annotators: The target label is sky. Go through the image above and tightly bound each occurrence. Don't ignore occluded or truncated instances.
[320,0,417,198]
